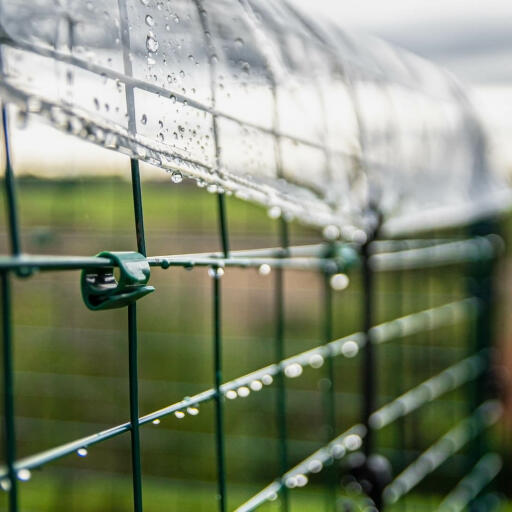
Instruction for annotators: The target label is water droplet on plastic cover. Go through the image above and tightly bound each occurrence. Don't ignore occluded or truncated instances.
[341,340,359,358]
[344,434,362,451]
[17,469,31,481]
[267,206,281,219]
[308,460,323,473]
[171,170,183,183]
[234,37,244,48]
[296,474,308,487]
[157,132,164,142]
[174,411,185,419]
[146,33,159,53]
[173,14,180,23]
[330,273,350,291]
[152,418,161,425]
[226,390,237,400]
[237,386,250,398]
[309,354,324,369]
[27,96,42,113]
[77,448,88,457]
[141,113,147,125]
[323,225,340,241]
[165,23,171,31]
[145,14,154,26]
[158,120,164,129]
[93,97,100,110]
[16,109,28,130]
[261,374,273,385]
[284,363,303,378]
[258,264,271,276]
[170,94,177,103]
[187,406,199,416]
[250,380,263,391]
[140,0,149,5]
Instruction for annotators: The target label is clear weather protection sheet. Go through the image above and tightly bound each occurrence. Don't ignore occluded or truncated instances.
[0,0,506,238]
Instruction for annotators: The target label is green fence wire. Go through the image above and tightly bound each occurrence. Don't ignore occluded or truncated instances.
[0,102,506,511]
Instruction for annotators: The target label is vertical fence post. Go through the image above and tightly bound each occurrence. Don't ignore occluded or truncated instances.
[1,272,18,512]
[323,267,337,511]
[213,193,229,512]
[361,238,376,459]
[468,221,498,479]
[1,103,19,512]
[127,158,146,512]
[275,218,289,511]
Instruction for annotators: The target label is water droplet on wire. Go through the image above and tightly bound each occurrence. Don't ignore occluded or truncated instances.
[17,469,31,482]
[284,363,303,378]
[77,448,88,457]
[174,411,185,419]
[258,264,271,276]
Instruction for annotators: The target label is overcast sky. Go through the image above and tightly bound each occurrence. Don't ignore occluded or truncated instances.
[291,0,512,85]
[290,0,512,172]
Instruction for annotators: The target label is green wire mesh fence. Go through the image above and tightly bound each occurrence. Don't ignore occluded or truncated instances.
[0,102,507,511]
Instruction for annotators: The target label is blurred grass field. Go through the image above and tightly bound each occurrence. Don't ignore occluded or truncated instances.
[1,172,511,511]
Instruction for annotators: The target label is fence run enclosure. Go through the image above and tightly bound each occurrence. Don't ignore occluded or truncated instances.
[0,0,510,510]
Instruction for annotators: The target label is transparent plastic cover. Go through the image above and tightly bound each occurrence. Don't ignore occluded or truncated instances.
[0,0,507,237]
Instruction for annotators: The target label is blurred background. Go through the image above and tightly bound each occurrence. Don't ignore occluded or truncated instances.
[1,1,512,511]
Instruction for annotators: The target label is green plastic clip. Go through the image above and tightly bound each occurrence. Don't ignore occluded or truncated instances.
[81,251,154,311]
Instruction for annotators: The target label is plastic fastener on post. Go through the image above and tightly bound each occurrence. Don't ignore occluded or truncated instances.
[81,251,154,311]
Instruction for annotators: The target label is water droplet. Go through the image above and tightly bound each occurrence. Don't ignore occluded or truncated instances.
[341,340,359,358]
[140,0,149,5]
[27,97,42,113]
[208,267,224,278]
[173,14,180,23]
[331,443,346,459]
[237,386,250,398]
[17,469,31,482]
[284,363,303,378]
[207,184,218,194]
[330,274,350,291]
[170,94,177,103]
[146,33,159,53]
[0,477,11,492]
[145,14,154,26]
[296,474,308,487]
[309,354,324,369]
[175,411,185,419]
[267,206,281,219]
[234,37,244,48]
[250,380,263,391]
[141,113,147,125]
[308,460,323,473]
[93,97,100,110]
[157,132,164,142]
[77,448,88,457]
[258,264,271,276]
[152,419,161,425]
[261,374,273,385]
[171,170,183,183]
[226,390,237,400]
[186,406,199,416]
[165,23,171,31]
[344,434,362,451]
[285,476,297,488]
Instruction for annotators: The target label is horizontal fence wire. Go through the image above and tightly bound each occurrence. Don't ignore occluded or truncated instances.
[383,400,503,506]
[0,297,477,479]
[438,453,503,512]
